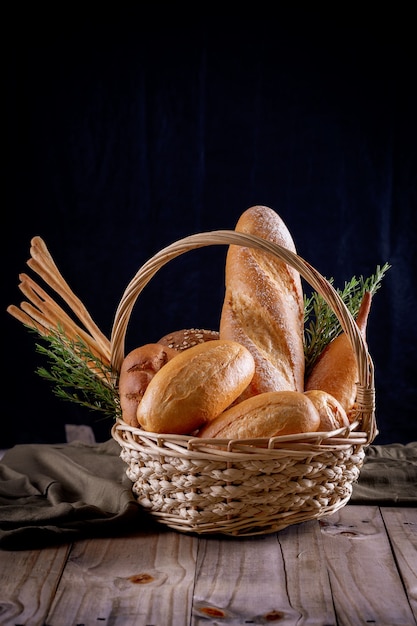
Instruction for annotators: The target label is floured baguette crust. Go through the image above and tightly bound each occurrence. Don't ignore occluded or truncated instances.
[220,205,305,398]
[304,390,350,431]
[119,343,178,427]
[197,391,320,439]
[136,339,255,434]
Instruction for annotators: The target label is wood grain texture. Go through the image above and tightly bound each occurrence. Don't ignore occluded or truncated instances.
[0,507,415,626]
[0,544,69,625]
[319,505,416,626]
[278,519,336,624]
[47,531,197,625]
[381,507,417,621]
[193,533,301,623]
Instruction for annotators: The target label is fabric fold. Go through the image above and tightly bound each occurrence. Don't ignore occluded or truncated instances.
[0,439,152,550]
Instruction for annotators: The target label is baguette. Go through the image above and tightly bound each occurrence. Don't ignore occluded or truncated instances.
[136,339,255,434]
[197,391,320,439]
[219,205,305,399]
[305,291,372,421]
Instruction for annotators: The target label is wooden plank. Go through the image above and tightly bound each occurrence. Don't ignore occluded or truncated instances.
[0,544,70,626]
[192,520,335,625]
[278,519,336,624]
[46,530,197,625]
[320,505,417,626]
[381,507,417,620]
[1,506,414,624]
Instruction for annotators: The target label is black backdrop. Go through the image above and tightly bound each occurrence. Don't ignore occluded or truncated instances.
[4,10,416,447]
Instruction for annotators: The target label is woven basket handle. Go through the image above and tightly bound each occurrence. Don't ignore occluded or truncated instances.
[110,230,376,441]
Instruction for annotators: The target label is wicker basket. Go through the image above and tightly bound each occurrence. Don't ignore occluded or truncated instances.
[110,230,377,536]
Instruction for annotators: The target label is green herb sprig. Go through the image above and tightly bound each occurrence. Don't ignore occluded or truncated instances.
[303,262,391,377]
[31,326,120,421]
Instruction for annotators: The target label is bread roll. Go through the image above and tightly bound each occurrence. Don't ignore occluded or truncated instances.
[119,343,178,427]
[197,391,320,439]
[136,339,255,434]
[158,328,219,351]
[219,205,305,400]
[305,292,372,421]
[304,390,350,431]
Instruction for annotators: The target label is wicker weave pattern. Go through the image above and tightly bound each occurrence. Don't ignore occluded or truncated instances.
[110,231,377,536]
[120,443,364,536]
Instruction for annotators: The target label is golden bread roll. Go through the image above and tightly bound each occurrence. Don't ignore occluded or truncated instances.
[157,328,219,351]
[304,390,350,431]
[305,292,372,421]
[118,343,178,427]
[197,391,320,439]
[136,339,256,434]
[219,205,305,400]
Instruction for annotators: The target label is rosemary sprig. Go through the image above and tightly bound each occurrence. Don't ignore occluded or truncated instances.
[30,326,121,421]
[303,262,391,377]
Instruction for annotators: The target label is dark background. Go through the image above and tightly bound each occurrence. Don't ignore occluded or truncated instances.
[4,9,416,447]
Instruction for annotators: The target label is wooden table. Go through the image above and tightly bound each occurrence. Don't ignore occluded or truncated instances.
[1,505,416,625]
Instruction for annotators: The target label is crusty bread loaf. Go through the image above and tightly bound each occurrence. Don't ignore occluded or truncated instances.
[197,391,320,439]
[219,205,305,399]
[157,328,219,351]
[305,292,372,421]
[304,390,350,431]
[136,339,255,434]
[118,343,178,427]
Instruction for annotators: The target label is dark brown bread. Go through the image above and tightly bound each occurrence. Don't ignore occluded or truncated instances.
[119,343,178,427]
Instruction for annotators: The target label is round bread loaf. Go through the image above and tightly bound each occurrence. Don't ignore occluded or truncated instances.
[136,339,255,434]
[119,343,178,427]
[158,328,219,351]
[197,390,320,439]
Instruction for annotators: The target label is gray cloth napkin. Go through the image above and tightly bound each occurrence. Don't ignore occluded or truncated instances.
[350,441,417,504]
[0,439,152,550]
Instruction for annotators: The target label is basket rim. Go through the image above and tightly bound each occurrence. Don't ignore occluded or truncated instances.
[113,413,369,460]
[110,229,377,444]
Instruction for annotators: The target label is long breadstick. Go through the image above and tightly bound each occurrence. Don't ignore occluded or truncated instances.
[28,236,110,360]
[16,273,110,366]
[7,236,112,376]
[7,304,49,336]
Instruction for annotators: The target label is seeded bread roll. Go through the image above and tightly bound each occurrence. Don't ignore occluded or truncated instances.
[197,391,320,439]
[158,328,219,352]
[119,343,178,427]
[304,390,350,431]
[219,205,305,400]
[136,339,255,434]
